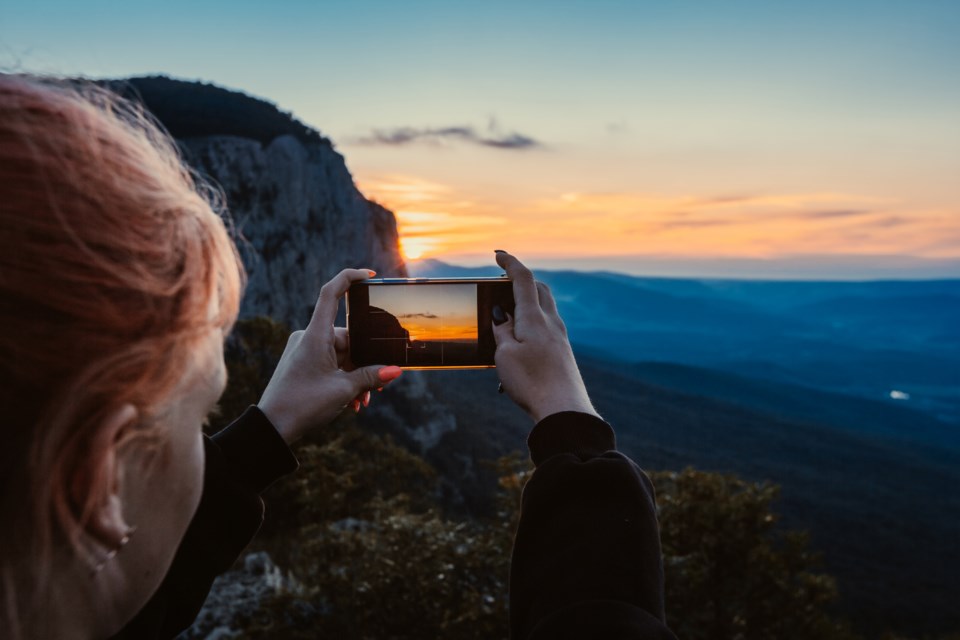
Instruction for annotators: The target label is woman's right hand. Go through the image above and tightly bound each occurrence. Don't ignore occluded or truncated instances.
[492,251,599,424]
[257,268,402,444]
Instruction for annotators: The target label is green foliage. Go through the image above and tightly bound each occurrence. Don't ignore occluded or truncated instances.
[652,469,857,640]
[293,502,509,639]
[246,433,515,639]
[257,421,440,552]
[106,76,331,147]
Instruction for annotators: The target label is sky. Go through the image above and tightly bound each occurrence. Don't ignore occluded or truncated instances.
[3,0,958,278]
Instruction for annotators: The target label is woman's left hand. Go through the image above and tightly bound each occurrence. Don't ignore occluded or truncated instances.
[257,268,402,444]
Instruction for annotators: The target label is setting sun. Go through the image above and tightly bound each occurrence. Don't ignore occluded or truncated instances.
[399,235,431,260]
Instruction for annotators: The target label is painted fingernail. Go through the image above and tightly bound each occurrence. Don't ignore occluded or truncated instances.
[492,304,506,325]
[367,270,377,278]
[352,398,361,413]
[362,391,371,407]
[378,366,403,383]
[377,386,384,392]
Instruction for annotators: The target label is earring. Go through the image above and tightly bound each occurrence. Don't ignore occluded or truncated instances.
[90,525,137,576]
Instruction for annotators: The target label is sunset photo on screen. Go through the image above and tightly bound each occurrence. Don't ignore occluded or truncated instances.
[368,284,478,366]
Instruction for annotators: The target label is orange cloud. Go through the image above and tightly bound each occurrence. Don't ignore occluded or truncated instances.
[358,173,960,261]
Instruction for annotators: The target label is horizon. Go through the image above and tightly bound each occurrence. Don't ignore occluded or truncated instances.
[3,1,958,279]
[409,256,960,282]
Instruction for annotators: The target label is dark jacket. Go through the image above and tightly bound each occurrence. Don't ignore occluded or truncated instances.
[113,407,676,639]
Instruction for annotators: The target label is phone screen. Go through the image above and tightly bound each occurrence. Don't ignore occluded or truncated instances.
[347,278,515,369]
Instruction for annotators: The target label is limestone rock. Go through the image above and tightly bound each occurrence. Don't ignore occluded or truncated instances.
[181,134,406,328]
[176,552,300,640]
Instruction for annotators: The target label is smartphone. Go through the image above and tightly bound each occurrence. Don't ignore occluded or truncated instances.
[346,277,515,369]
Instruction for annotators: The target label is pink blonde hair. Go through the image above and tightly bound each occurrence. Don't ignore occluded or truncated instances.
[0,74,245,630]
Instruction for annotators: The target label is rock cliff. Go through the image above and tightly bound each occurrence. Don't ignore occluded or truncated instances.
[111,76,406,329]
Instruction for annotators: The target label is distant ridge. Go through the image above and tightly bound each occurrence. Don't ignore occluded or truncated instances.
[102,75,329,147]
[619,360,959,450]
[410,258,960,423]
[410,258,503,278]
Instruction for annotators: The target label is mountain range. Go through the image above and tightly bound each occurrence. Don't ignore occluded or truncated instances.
[411,258,960,427]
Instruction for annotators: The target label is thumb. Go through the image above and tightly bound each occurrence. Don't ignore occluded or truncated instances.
[349,365,403,394]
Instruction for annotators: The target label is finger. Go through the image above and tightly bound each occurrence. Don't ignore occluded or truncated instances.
[492,312,517,347]
[334,327,349,351]
[309,268,376,334]
[334,327,350,368]
[348,364,402,396]
[350,387,372,410]
[536,281,560,319]
[494,252,543,326]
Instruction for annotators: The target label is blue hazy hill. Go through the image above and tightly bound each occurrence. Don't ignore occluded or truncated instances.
[411,259,960,427]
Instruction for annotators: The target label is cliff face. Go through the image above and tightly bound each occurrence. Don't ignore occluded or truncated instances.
[179,135,405,327]
[114,76,406,329]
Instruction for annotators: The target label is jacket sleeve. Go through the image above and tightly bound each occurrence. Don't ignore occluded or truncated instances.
[509,411,677,640]
[111,406,299,640]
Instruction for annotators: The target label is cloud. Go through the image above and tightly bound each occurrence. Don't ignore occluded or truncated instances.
[863,215,908,228]
[397,312,439,319]
[803,209,871,219]
[658,218,733,229]
[693,195,752,207]
[353,124,542,150]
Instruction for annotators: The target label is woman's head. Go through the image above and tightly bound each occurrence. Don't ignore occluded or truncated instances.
[0,74,244,635]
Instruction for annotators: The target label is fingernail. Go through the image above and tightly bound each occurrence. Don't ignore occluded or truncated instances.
[494,249,507,254]
[376,386,383,392]
[362,391,371,407]
[367,270,377,278]
[492,304,506,325]
[352,398,361,413]
[378,366,403,383]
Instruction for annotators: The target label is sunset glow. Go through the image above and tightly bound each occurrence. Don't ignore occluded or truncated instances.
[402,320,478,343]
[362,175,960,267]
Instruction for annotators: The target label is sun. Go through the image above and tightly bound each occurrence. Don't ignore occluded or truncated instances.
[400,236,431,260]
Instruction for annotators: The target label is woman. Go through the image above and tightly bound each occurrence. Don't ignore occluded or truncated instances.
[0,74,675,639]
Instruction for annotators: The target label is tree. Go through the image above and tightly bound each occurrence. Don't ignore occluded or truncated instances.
[652,468,858,640]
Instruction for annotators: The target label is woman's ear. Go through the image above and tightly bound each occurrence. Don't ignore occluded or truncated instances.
[81,403,139,548]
